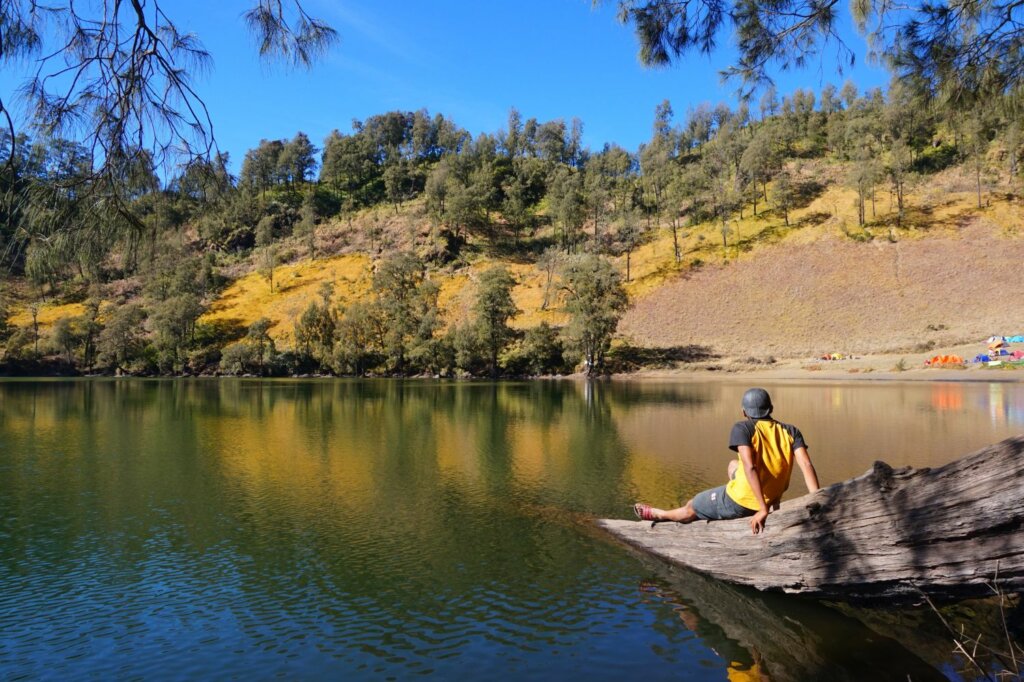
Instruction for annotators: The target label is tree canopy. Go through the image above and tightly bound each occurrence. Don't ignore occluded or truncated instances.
[610,0,1024,102]
[0,0,336,239]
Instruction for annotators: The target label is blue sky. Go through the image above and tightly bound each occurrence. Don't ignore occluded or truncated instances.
[3,0,891,172]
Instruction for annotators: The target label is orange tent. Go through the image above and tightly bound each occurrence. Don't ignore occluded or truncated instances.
[925,355,964,366]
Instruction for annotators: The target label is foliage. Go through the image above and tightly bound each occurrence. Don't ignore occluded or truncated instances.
[611,0,1024,103]
[293,283,336,371]
[370,252,442,374]
[559,254,630,375]
[220,317,277,375]
[470,266,520,377]
[502,322,568,376]
[0,0,336,256]
[5,51,1024,379]
[97,304,148,374]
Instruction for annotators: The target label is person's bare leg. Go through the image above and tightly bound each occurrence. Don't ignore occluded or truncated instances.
[640,499,699,523]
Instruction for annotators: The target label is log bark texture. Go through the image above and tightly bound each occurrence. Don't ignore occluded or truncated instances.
[599,435,1024,600]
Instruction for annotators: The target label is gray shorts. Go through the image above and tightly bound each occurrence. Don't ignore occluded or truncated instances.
[691,484,755,521]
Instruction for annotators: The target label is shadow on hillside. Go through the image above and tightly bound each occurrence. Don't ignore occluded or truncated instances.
[794,178,826,207]
[607,344,718,372]
[485,234,558,263]
[795,210,832,228]
[196,318,247,344]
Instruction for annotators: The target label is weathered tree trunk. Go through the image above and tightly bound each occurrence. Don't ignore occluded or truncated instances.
[599,435,1024,601]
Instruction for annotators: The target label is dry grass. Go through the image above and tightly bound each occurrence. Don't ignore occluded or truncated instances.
[437,261,567,331]
[8,302,87,328]
[621,215,1024,358]
[200,254,373,346]
[618,173,1024,358]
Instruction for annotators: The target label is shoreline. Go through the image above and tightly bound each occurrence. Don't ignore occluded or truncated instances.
[613,345,1024,383]
[4,345,1023,384]
[618,366,1024,383]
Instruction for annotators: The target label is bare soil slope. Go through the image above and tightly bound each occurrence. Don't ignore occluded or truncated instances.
[620,219,1024,358]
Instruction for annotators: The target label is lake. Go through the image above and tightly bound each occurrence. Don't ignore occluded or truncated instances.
[1,378,1022,680]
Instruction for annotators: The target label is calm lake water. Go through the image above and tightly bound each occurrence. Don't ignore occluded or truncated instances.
[1,378,1022,680]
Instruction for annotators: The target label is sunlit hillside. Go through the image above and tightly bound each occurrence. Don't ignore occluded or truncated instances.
[616,162,1024,358]
[201,255,373,347]
[10,156,1024,369]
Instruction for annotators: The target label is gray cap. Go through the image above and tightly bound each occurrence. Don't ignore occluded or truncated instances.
[741,388,773,418]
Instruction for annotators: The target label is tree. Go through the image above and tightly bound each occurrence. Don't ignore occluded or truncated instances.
[963,112,991,209]
[848,146,880,226]
[472,267,520,377]
[559,254,630,376]
[518,323,566,376]
[774,168,795,227]
[255,215,277,291]
[547,167,587,252]
[150,294,204,371]
[1,1,336,240]
[333,301,380,375]
[740,128,781,215]
[425,157,452,219]
[611,0,1024,101]
[664,172,696,264]
[701,137,739,252]
[280,132,318,185]
[78,299,103,370]
[609,211,645,282]
[241,139,286,195]
[97,304,147,373]
[296,192,318,257]
[887,137,912,231]
[247,318,275,375]
[371,252,439,374]
[294,287,336,372]
[537,247,562,311]
[52,317,78,366]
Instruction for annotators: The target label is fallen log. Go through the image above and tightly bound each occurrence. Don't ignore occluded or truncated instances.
[599,435,1024,601]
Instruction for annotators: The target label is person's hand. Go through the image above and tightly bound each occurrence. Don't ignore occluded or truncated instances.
[749,509,769,534]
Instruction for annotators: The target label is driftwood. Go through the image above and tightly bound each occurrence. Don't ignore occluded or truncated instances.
[599,435,1024,601]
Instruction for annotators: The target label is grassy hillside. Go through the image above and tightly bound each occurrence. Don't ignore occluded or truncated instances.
[6,155,1022,373]
[205,158,1022,362]
[617,161,1024,359]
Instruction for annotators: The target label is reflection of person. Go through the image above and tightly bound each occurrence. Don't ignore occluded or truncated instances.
[639,580,768,682]
[634,388,820,534]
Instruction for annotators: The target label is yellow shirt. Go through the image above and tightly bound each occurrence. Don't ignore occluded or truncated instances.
[725,419,796,510]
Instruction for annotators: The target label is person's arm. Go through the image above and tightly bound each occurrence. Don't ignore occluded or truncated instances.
[737,445,769,534]
[794,446,820,493]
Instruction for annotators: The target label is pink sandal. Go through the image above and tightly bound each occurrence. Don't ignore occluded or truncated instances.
[633,503,658,522]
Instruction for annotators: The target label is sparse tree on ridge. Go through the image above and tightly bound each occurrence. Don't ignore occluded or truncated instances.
[773,168,795,227]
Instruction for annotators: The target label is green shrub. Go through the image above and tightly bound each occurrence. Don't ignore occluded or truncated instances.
[219,341,255,375]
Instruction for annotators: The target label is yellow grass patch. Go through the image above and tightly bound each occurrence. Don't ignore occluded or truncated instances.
[9,302,87,329]
[437,261,567,330]
[200,254,372,347]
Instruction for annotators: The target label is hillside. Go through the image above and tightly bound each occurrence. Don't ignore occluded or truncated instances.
[193,161,1024,364]
[623,220,1021,356]
[8,157,1024,375]
[8,77,1024,379]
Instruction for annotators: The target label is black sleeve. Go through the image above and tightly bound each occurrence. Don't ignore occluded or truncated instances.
[786,424,808,451]
[728,421,754,451]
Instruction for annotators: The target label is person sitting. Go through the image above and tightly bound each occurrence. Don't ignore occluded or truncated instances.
[633,388,820,535]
